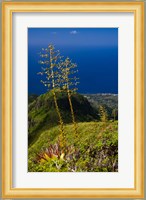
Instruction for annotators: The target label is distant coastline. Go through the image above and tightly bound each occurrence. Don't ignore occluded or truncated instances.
[28,92,118,96]
[82,93,118,96]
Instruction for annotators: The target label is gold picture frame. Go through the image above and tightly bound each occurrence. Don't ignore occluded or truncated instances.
[2,2,144,198]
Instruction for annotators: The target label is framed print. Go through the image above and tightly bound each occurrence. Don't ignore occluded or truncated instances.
[2,2,144,198]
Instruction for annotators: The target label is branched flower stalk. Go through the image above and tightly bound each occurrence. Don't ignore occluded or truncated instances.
[38,44,66,149]
[60,57,79,139]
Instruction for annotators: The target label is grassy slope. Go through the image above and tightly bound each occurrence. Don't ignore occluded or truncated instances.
[28,91,99,146]
[28,121,118,172]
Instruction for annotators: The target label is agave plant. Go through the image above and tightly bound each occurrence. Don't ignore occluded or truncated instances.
[35,141,80,172]
[36,142,65,163]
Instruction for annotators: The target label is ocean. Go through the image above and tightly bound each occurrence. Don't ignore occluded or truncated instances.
[28,45,118,95]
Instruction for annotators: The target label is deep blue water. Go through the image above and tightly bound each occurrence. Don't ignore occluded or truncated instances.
[28,45,118,95]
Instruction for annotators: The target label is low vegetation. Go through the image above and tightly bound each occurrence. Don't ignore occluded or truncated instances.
[28,121,118,172]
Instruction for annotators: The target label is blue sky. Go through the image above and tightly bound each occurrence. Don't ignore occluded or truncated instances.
[28,28,118,47]
[28,28,118,95]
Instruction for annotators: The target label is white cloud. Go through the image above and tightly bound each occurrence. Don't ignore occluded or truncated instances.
[70,30,78,35]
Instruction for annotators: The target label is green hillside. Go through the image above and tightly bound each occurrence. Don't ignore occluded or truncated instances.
[28,121,118,172]
[28,91,118,172]
[28,91,99,145]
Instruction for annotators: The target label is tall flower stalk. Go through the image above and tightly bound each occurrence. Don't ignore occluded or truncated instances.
[60,57,79,139]
[38,45,79,145]
[99,105,108,123]
[38,44,66,149]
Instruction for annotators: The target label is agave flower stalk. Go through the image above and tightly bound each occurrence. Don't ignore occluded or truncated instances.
[38,44,66,149]
[60,57,79,139]
[99,105,108,123]
[49,45,66,148]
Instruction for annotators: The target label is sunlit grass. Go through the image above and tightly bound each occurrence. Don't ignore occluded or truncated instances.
[28,121,118,172]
